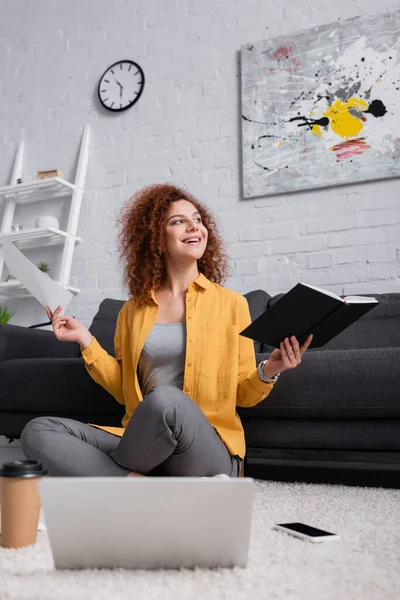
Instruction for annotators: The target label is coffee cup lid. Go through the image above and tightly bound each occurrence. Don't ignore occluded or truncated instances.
[0,460,47,478]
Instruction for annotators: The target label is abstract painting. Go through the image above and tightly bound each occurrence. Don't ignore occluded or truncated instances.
[241,9,400,198]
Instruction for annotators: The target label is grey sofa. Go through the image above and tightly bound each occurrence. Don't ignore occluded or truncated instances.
[243,290,400,488]
[0,290,399,487]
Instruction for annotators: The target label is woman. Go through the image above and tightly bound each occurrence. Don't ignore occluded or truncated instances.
[21,183,312,478]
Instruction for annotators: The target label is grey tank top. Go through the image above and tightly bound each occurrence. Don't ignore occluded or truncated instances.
[137,323,186,397]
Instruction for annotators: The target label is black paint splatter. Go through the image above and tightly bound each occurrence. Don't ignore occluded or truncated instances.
[242,114,269,126]
[365,99,387,118]
[289,91,305,109]
[288,115,330,129]
[254,160,272,171]
[257,134,286,145]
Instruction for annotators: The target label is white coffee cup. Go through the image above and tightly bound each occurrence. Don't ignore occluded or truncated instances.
[35,216,60,230]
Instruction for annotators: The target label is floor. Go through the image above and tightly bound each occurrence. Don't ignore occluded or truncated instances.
[0,444,400,599]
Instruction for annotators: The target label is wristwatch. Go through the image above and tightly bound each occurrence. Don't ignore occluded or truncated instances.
[257,360,281,384]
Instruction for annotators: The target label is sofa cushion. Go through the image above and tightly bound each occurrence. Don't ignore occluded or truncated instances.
[0,358,125,418]
[243,418,400,451]
[238,347,400,420]
[0,324,80,361]
[324,293,400,350]
[89,298,125,356]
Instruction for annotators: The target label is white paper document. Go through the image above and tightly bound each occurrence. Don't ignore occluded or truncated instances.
[2,238,73,314]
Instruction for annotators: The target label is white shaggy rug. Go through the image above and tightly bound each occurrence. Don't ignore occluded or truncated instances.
[1,480,399,600]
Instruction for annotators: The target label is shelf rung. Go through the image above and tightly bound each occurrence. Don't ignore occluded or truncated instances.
[0,228,81,250]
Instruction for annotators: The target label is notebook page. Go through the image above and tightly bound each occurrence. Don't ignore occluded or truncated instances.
[343,296,378,304]
[300,282,343,302]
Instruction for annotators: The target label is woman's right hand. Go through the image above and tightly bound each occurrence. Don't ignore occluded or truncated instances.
[46,306,93,348]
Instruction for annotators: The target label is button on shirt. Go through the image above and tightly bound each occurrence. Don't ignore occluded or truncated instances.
[81,273,275,459]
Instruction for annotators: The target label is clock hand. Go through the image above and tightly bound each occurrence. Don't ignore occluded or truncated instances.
[111,71,124,91]
[116,80,123,96]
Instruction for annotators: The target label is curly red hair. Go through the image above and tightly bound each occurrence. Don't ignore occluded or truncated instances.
[117,183,229,305]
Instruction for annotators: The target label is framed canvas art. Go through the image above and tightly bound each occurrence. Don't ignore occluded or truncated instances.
[241,9,400,198]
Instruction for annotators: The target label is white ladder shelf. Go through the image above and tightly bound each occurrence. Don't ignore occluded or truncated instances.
[0,125,90,299]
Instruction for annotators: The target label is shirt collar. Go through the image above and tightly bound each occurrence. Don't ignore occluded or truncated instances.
[150,273,211,303]
[190,272,211,290]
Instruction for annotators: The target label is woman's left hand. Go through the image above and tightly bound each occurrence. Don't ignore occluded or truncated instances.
[263,334,313,378]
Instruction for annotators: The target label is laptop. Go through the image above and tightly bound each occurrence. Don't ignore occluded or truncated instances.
[39,477,254,570]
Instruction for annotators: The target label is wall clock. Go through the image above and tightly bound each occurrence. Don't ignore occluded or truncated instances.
[98,60,145,112]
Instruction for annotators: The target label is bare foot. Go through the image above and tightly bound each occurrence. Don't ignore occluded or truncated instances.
[127,472,146,477]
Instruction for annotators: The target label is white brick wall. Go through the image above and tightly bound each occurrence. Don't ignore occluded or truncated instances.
[0,0,399,328]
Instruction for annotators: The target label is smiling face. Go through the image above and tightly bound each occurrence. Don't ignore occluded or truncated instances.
[164,200,208,265]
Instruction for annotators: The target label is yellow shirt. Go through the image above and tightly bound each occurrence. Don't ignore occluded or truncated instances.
[81,273,275,459]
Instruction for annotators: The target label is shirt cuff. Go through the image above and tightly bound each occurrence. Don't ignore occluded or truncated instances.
[81,336,102,366]
[248,368,275,393]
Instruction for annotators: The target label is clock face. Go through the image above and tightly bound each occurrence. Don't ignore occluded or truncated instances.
[98,60,145,112]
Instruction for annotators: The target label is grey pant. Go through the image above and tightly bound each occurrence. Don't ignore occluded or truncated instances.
[20,385,242,478]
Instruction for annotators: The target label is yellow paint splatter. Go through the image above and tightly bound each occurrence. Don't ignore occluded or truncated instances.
[311,125,322,137]
[322,97,368,138]
[279,140,283,146]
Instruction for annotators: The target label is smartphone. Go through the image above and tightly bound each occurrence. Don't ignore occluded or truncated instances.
[273,522,340,543]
